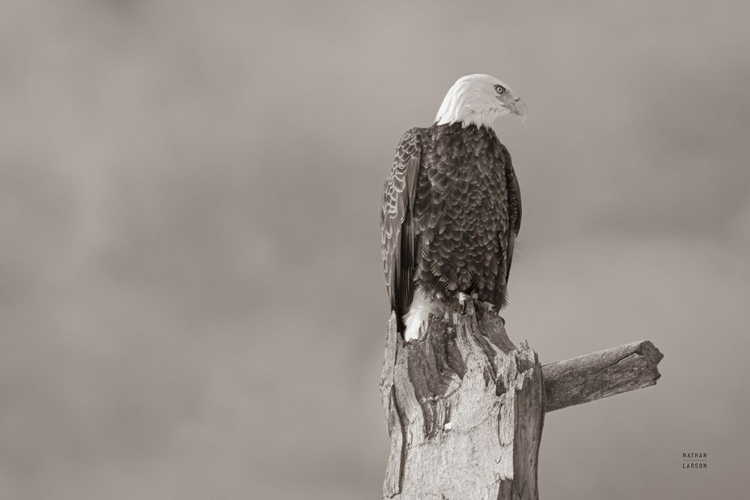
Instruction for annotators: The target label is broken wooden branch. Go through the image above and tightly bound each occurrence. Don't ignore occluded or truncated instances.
[542,340,664,412]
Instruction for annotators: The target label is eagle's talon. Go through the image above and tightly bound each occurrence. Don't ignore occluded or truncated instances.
[458,292,469,315]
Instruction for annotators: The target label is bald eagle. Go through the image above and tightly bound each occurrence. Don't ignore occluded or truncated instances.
[381,74,527,341]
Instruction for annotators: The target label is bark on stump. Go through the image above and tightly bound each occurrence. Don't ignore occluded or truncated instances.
[380,302,543,500]
[379,302,663,500]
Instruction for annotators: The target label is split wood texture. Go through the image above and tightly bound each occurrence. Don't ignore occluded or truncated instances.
[379,302,663,500]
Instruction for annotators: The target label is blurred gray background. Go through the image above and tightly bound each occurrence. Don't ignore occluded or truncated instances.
[1,1,749,499]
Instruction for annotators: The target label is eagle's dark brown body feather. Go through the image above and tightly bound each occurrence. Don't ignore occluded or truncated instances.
[381,122,522,333]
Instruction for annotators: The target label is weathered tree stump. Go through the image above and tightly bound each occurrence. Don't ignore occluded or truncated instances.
[380,302,663,500]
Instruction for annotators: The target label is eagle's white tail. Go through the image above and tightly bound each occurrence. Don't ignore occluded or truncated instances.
[403,289,439,341]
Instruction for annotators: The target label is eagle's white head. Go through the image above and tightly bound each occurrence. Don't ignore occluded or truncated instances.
[435,74,528,128]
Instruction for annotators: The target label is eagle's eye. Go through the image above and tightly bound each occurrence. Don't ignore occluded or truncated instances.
[494,84,506,95]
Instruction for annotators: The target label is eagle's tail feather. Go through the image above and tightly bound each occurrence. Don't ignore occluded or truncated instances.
[403,288,438,341]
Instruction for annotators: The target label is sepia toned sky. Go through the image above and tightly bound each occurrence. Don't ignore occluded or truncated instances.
[1,1,749,498]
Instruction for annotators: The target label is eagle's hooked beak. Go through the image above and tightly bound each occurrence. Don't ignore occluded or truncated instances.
[510,98,528,122]
[499,94,528,122]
